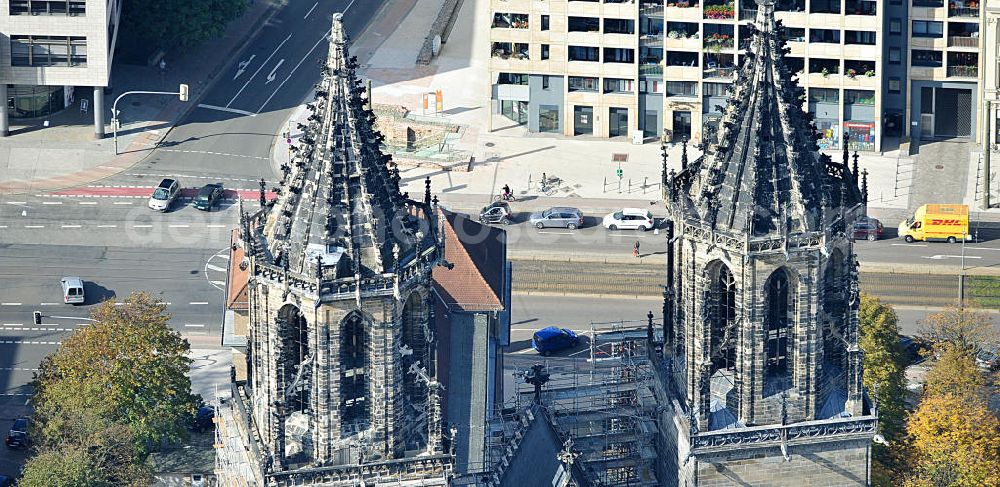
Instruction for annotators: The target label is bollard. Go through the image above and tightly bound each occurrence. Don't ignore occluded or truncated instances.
[643,176,648,194]
[628,178,632,193]
[603,176,607,193]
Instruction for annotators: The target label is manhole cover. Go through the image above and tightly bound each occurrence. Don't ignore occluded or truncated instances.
[934,164,944,169]
[485,142,495,147]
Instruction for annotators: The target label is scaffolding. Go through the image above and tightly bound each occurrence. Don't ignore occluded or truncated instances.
[512,320,662,487]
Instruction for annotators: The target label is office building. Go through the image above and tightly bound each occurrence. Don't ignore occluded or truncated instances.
[0,0,122,137]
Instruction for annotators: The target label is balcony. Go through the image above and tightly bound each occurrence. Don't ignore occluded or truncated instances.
[491,42,529,60]
[640,63,664,75]
[948,35,978,47]
[948,1,979,16]
[492,13,529,29]
[704,66,737,79]
[666,0,700,7]
[947,65,978,77]
[704,33,735,50]
[641,32,665,46]
[913,0,943,6]
[641,2,664,15]
[740,8,758,19]
[845,0,877,14]
[705,2,736,18]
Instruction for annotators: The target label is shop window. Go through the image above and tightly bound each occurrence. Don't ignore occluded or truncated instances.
[539,105,560,133]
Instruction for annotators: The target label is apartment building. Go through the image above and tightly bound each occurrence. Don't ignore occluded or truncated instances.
[986,0,998,146]
[905,0,981,140]
[0,0,122,137]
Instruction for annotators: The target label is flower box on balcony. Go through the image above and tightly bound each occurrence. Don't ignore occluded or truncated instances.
[705,4,735,18]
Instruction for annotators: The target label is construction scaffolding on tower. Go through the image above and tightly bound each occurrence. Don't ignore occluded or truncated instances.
[511,320,661,487]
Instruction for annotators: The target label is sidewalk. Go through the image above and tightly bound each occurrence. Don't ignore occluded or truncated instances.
[0,0,283,196]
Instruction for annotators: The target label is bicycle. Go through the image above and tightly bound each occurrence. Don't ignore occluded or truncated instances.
[493,192,516,202]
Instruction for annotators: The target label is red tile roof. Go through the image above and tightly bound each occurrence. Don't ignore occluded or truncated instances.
[432,209,506,312]
[227,229,249,311]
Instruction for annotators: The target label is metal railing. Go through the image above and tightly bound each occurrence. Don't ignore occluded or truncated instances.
[948,6,979,16]
[913,0,944,6]
[640,3,664,14]
[947,65,978,77]
[948,35,979,47]
[704,66,736,78]
[740,8,758,19]
[640,64,664,75]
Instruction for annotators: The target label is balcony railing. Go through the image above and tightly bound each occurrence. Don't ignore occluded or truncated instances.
[913,0,944,6]
[666,1,700,7]
[845,1,877,14]
[641,32,665,44]
[740,8,758,19]
[640,64,664,75]
[948,35,979,47]
[947,65,978,77]
[704,66,737,78]
[640,3,664,14]
[705,36,735,49]
[948,6,979,16]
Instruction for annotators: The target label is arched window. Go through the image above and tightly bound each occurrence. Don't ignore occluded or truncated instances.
[402,294,429,408]
[765,270,791,379]
[710,265,737,373]
[277,304,309,413]
[340,313,369,429]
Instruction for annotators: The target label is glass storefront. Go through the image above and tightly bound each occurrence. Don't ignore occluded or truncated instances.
[844,121,876,151]
[500,100,527,125]
[7,84,66,119]
[538,105,559,133]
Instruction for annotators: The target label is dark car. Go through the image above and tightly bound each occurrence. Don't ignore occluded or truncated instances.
[479,201,513,225]
[193,183,224,211]
[5,417,28,449]
[898,336,931,366]
[531,326,580,356]
[853,216,883,241]
[188,405,216,433]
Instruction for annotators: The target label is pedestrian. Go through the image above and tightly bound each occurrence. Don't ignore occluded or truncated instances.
[633,240,640,258]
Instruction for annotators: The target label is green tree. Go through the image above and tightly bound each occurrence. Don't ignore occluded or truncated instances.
[858,294,909,485]
[119,0,248,51]
[32,292,199,459]
[20,447,101,487]
[919,304,995,356]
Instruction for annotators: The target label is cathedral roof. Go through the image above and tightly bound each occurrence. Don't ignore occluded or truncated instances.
[432,209,506,313]
[670,0,861,237]
[261,14,433,279]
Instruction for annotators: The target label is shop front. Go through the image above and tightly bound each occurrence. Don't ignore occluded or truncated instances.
[7,84,67,119]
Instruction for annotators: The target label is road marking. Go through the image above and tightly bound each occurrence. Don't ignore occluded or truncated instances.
[3,323,23,326]
[0,340,61,345]
[890,243,927,247]
[206,264,226,272]
[258,29,331,113]
[169,224,191,228]
[184,324,206,328]
[0,367,40,371]
[965,246,1000,251]
[39,303,59,306]
[921,255,982,260]
[78,201,98,205]
[113,201,133,205]
[61,225,82,228]
[207,224,228,228]
[537,231,573,235]
[228,34,292,107]
[233,54,256,80]
[218,255,230,260]
[5,201,26,205]
[210,280,225,286]
[189,302,209,305]
[133,224,153,228]
[265,58,286,84]
[24,225,44,228]
[97,225,118,228]
[0,226,7,228]
[1,303,21,306]
[304,1,318,18]
[42,201,63,205]
[198,103,256,117]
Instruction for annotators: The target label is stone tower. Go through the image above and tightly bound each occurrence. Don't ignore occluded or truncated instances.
[656,0,878,484]
[222,13,452,486]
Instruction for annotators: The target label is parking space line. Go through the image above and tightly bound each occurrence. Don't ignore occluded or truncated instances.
[24,225,44,228]
[206,264,226,272]
[42,201,63,205]
[113,201,133,205]
[1,303,22,306]
[189,302,209,305]
[39,303,59,306]
[207,224,228,228]
[61,225,82,228]
[98,225,118,228]
[78,201,98,205]
[133,224,153,228]
[184,324,206,328]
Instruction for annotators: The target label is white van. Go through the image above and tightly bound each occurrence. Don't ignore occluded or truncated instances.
[60,277,85,305]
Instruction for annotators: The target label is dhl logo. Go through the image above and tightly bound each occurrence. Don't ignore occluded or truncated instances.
[929,219,964,225]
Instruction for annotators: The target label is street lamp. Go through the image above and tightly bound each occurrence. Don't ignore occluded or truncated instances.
[111,83,190,155]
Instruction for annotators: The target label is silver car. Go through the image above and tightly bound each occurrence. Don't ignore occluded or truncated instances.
[529,207,584,230]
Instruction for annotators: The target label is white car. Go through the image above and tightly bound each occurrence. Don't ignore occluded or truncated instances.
[148,178,180,211]
[60,276,85,305]
[603,208,655,231]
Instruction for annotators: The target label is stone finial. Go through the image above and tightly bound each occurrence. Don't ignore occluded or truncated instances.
[861,168,869,205]
[259,178,267,207]
[424,176,432,206]
[681,139,689,170]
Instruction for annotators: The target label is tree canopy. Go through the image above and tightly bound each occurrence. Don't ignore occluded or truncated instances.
[27,292,198,483]
[119,0,248,51]
[919,304,995,356]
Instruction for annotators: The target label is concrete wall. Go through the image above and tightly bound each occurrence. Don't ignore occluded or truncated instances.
[527,74,564,132]
[909,80,979,140]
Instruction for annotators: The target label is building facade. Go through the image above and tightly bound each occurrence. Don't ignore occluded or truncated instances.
[656,1,878,483]
[214,14,453,485]
[0,0,121,137]
[489,0,990,151]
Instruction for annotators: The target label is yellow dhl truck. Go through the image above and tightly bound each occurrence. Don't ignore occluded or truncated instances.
[898,204,971,243]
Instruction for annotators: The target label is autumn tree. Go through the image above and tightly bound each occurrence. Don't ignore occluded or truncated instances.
[919,304,995,356]
[858,294,909,485]
[28,292,198,482]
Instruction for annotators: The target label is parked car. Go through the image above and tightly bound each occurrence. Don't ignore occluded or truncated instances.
[5,417,29,449]
[529,207,583,230]
[479,201,513,225]
[898,336,931,366]
[193,183,224,211]
[602,208,655,231]
[148,178,181,211]
[853,216,883,241]
[60,276,85,305]
[531,326,580,356]
[976,345,999,371]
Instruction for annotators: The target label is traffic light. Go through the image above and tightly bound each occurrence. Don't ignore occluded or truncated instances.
[616,167,623,179]
[179,83,189,102]
[32,311,41,325]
